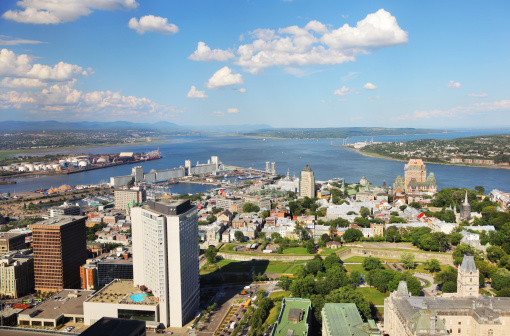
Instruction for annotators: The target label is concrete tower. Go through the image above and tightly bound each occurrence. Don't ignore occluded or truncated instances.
[299,165,315,198]
[457,255,479,297]
[131,199,199,327]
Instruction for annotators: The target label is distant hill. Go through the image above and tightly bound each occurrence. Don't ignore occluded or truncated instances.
[242,127,442,139]
[0,120,183,132]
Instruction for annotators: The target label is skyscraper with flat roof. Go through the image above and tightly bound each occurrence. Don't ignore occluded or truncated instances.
[299,165,315,198]
[131,199,199,327]
[30,216,87,292]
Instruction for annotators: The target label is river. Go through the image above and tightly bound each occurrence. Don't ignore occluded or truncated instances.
[1,129,509,194]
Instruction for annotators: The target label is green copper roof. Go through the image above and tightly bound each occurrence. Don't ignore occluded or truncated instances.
[302,164,313,172]
[272,298,311,336]
[322,303,380,336]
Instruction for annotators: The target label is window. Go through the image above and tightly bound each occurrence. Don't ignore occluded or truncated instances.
[489,329,493,336]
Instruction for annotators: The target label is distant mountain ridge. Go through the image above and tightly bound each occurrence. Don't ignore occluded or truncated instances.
[0,120,184,132]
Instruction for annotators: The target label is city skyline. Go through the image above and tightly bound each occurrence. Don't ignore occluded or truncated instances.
[1,1,510,128]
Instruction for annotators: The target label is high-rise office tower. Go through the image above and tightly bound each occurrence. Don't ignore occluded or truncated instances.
[299,164,315,198]
[131,199,199,327]
[30,216,87,292]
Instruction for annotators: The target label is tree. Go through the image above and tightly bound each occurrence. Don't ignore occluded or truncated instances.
[497,288,510,297]
[400,252,415,269]
[325,287,371,320]
[234,231,245,242]
[305,258,323,275]
[474,186,485,195]
[399,205,407,211]
[343,228,363,243]
[442,281,457,293]
[278,275,293,290]
[323,253,341,270]
[290,275,316,298]
[306,240,316,254]
[242,202,260,213]
[492,268,510,291]
[127,177,134,187]
[408,201,422,209]
[204,246,218,264]
[434,266,457,287]
[487,246,506,263]
[359,206,370,219]
[207,215,216,224]
[362,256,383,271]
[350,271,361,286]
[271,232,281,242]
[424,259,441,273]
[277,246,284,254]
[450,232,463,246]
[257,232,266,240]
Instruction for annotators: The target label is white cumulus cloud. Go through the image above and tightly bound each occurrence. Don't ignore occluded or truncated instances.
[238,88,247,93]
[2,0,138,24]
[447,80,462,88]
[129,15,178,35]
[186,85,207,99]
[206,66,243,89]
[189,9,408,74]
[363,82,377,90]
[333,86,352,96]
[1,78,47,89]
[0,82,183,120]
[227,108,239,114]
[0,49,89,86]
[188,42,235,62]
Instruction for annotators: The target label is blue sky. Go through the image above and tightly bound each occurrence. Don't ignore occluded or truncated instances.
[0,0,509,128]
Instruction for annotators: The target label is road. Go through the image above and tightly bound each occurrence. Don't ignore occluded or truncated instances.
[414,273,438,296]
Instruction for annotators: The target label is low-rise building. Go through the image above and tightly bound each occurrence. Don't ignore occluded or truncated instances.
[271,298,311,336]
[0,249,34,298]
[18,289,94,327]
[49,202,81,217]
[0,232,26,252]
[114,188,147,211]
[83,279,161,329]
[80,317,146,336]
[322,303,380,336]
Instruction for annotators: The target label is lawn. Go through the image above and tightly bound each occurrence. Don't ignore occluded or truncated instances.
[344,264,366,274]
[284,262,306,275]
[282,247,309,254]
[319,247,346,255]
[413,263,445,274]
[342,256,401,263]
[264,302,282,326]
[269,291,291,299]
[200,263,218,275]
[342,256,366,263]
[265,262,294,274]
[358,287,389,306]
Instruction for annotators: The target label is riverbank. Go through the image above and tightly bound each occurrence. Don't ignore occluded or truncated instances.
[0,138,166,160]
[350,147,510,170]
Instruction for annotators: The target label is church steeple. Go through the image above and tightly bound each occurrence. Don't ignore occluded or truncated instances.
[464,190,469,205]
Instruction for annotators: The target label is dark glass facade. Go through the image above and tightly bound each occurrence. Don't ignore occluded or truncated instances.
[97,261,133,287]
[118,309,155,321]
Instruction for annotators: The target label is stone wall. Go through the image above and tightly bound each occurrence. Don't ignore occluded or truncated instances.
[339,247,453,264]
[218,247,453,264]
[217,252,315,262]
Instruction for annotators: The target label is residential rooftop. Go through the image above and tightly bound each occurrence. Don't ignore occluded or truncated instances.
[29,216,86,228]
[19,289,94,320]
[86,279,158,306]
[272,298,311,336]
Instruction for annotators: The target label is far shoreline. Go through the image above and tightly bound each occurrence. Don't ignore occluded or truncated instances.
[348,147,510,171]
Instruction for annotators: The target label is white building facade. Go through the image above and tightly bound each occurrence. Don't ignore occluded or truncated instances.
[131,199,200,327]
